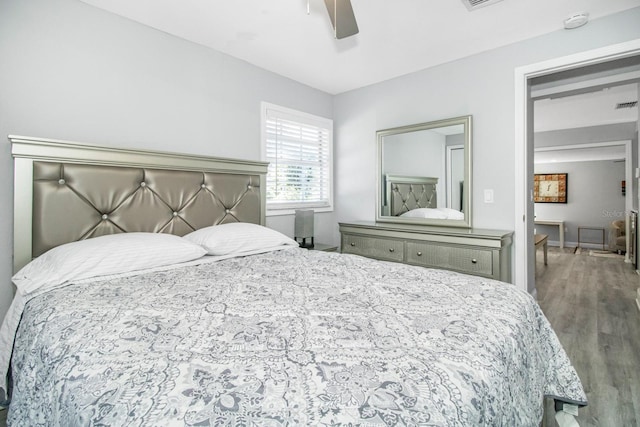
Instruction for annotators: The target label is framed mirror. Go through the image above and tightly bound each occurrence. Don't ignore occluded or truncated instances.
[376,115,472,228]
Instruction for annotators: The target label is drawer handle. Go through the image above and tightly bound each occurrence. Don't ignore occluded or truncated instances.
[417,251,422,256]
[350,242,355,246]
[471,258,478,264]
[389,248,395,253]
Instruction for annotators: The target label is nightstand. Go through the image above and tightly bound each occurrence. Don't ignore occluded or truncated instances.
[306,243,338,252]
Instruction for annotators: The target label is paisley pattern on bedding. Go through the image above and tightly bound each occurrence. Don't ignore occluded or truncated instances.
[8,249,586,426]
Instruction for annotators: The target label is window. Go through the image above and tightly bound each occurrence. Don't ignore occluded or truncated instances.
[261,102,333,214]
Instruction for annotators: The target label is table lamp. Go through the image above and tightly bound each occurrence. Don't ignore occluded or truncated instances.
[294,209,314,248]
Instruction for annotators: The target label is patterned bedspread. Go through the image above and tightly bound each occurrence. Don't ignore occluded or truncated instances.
[8,248,586,426]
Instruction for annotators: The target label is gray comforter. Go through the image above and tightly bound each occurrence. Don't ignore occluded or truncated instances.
[8,248,586,426]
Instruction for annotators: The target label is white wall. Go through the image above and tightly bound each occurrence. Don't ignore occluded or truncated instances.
[333,8,640,260]
[0,0,333,322]
[535,160,626,246]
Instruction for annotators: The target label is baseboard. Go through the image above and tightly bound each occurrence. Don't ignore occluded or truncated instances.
[564,241,609,251]
[544,240,610,251]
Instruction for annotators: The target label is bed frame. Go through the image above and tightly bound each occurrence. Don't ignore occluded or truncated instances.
[386,174,438,216]
[11,135,268,273]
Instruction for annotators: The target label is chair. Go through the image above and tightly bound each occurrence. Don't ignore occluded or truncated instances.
[609,220,626,253]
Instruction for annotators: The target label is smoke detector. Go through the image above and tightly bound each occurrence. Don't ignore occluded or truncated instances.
[564,12,589,29]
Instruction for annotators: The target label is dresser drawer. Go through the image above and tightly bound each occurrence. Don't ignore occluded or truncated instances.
[339,222,512,282]
[406,241,493,276]
[342,234,404,262]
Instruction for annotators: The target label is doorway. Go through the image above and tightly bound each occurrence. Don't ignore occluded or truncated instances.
[534,141,632,259]
[514,39,640,294]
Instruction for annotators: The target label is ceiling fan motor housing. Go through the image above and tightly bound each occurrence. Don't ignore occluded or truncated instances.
[324,0,359,39]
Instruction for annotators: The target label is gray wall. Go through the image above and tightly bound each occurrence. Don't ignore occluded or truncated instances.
[332,7,640,259]
[0,0,333,322]
[1,0,640,323]
[534,160,626,247]
[383,130,446,200]
[536,123,639,210]
[535,123,638,148]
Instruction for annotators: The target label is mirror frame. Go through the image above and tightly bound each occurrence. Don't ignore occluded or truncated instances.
[376,115,472,228]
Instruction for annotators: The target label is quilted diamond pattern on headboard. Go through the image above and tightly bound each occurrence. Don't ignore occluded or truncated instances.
[390,182,437,215]
[386,175,438,216]
[32,161,261,257]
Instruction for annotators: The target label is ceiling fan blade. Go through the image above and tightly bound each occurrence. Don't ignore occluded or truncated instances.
[323,0,359,39]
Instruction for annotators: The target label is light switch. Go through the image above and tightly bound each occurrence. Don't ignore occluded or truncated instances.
[484,189,494,203]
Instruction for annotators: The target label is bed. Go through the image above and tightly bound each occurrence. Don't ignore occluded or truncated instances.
[386,175,438,216]
[1,136,587,426]
[386,175,464,221]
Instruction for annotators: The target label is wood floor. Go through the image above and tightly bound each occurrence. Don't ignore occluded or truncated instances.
[537,247,640,427]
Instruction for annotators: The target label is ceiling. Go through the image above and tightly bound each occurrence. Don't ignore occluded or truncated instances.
[79,0,640,94]
[532,54,640,134]
[535,144,628,164]
[534,83,639,133]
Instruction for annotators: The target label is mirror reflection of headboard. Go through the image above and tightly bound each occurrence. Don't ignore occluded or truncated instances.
[386,175,437,216]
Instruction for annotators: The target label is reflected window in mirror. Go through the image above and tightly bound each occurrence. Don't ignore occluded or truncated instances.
[376,116,472,228]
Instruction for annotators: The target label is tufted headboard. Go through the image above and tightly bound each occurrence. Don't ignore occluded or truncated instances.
[386,175,438,216]
[11,135,268,272]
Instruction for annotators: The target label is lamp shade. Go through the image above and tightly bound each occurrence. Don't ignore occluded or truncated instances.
[294,210,314,248]
[294,210,314,238]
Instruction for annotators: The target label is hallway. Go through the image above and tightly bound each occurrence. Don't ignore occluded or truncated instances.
[537,247,640,426]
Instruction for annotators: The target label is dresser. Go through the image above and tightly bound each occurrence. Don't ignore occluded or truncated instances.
[339,221,513,282]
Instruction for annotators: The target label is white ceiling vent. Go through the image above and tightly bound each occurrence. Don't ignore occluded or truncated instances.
[615,101,638,109]
[461,0,505,11]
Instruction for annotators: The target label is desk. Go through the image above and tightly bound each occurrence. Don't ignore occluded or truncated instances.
[534,234,548,265]
[534,219,564,248]
[577,226,606,251]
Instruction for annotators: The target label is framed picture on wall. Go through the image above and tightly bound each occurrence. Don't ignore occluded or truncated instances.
[534,173,567,203]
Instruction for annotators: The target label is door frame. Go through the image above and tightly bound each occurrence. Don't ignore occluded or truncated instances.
[514,39,640,293]
[446,144,464,210]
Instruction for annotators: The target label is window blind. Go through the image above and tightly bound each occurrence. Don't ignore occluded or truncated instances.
[263,105,333,211]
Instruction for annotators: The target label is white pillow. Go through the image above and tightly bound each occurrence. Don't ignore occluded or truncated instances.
[400,208,447,219]
[183,223,298,256]
[436,208,465,220]
[13,232,207,296]
[400,207,465,220]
